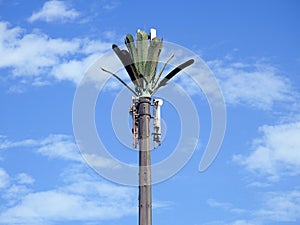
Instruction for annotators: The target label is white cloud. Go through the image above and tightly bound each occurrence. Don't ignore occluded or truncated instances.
[173,73,204,96]
[0,170,33,207]
[37,134,82,162]
[246,181,271,188]
[0,137,37,150]
[207,199,246,214]
[2,184,33,206]
[233,121,300,180]
[0,163,137,224]
[0,21,110,85]
[0,168,10,189]
[228,220,258,225]
[15,173,35,185]
[0,21,79,75]
[28,0,80,23]
[203,220,259,225]
[0,134,132,173]
[50,53,101,84]
[82,153,121,169]
[102,30,118,40]
[0,189,135,224]
[256,190,300,222]
[6,85,26,93]
[156,54,297,112]
[0,134,170,224]
[207,190,300,224]
[209,59,297,110]
[0,134,82,162]
[0,167,164,224]
[102,1,120,10]
[0,138,138,224]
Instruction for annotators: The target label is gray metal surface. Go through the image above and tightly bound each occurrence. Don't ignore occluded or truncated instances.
[138,97,152,225]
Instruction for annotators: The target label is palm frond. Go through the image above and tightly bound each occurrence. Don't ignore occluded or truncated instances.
[152,59,194,94]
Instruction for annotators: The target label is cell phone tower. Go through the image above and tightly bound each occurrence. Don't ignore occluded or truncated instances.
[101,29,194,225]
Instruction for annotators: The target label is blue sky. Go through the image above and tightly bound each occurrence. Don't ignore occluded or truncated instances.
[1,0,300,225]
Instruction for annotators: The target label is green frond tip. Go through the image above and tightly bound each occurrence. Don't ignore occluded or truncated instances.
[125,34,138,74]
[145,37,163,81]
[136,31,148,75]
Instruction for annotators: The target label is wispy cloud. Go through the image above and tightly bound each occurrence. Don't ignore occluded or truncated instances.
[203,219,260,225]
[256,189,300,222]
[0,165,137,225]
[0,134,133,173]
[0,135,37,150]
[28,0,80,23]
[227,220,259,225]
[82,153,121,169]
[0,134,82,162]
[209,59,297,110]
[0,168,10,189]
[207,189,300,224]
[233,121,300,181]
[207,199,247,214]
[37,135,82,162]
[102,0,120,10]
[0,169,34,206]
[15,173,35,185]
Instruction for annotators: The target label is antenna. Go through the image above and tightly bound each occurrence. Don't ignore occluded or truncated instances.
[150,28,156,40]
[129,96,139,148]
[153,98,163,148]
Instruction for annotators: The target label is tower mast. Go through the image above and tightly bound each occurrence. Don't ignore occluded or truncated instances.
[104,28,194,225]
[138,96,152,225]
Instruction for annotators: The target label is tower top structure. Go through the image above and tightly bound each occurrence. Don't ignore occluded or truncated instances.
[104,29,194,97]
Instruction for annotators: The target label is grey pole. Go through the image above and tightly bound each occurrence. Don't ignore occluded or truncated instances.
[138,97,152,225]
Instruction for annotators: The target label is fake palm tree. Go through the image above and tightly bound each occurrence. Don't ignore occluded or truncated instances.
[101,29,194,225]
[101,29,194,97]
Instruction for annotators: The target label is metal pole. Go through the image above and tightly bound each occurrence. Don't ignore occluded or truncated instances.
[138,97,152,225]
